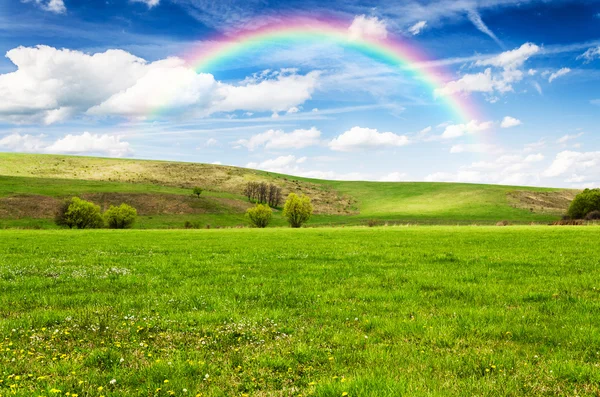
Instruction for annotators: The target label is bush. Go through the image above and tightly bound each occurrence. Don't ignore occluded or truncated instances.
[585,210,600,220]
[367,219,380,227]
[55,198,75,229]
[246,204,272,228]
[568,188,600,219]
[192,187,203,198]
[104,203,137,229]
[283,193,313,228]
[184,221,201,229]
[496,220,509,226]
[56,197,103,229]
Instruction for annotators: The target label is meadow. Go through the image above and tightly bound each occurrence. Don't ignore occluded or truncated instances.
[1,226,600,396]
[0,154,578,228]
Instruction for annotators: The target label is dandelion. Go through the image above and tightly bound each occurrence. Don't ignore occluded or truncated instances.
[97,386,103,391]
[342,393,349,397]
[164,379,170,383]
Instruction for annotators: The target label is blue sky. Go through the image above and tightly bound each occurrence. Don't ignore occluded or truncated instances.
[1,0,599,187]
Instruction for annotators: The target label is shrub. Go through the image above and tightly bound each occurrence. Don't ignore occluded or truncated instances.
[496,220,509,226]
[56,197,103,229]
[585,210,600,220]
[283,193,313,228]
[104,203,137,229]
[55,198,76,229]
[184,221,200,229]
[367,219,379,227]
[192,187,203,198]
[246,204,272,228]
[568,188,600,219]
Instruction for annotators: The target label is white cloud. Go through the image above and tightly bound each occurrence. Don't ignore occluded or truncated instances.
[0,133,47,152]
[577,46,600,63]
[246,155,306,174]
[131,0,160,7]
[475,43,540,70]
[408,21,427,35]
[213,70,320,114]
[45,132,132,157]
[441,120,493,139]
[524,153,544,163]
[557,132,584,144]
[234,127,321,151]
[348,15,388,41]
[329,126,409,152]
[467,10,503,47]
[532,81,543,95]
[592,99,600,106]
[23,0,66,14]
[548,68,571,83]
[286,106,300,114]
[205,138,218,147]
[543,150,600,177]
[500,116,522,128]
[425,171,484,183]
[0,132,132,157]
[379,172,409,182]
[437,43,539,97]
[450,143,497,154]
[0,46,320,124]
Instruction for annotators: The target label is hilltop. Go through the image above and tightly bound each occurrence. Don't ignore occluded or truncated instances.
[0,153,577,228]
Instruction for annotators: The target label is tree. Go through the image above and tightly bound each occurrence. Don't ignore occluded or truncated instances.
[104,203,138,229]
[246,204,272,228]
[56,197,103,229]
[283,193,313,228]
[192,187,203,198]
[568,188,600,219]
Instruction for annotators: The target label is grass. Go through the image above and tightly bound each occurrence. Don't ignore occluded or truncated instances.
[1,226,600,396]
[0,153,577,227]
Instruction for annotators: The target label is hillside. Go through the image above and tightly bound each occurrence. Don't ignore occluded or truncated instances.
[0,153,577,228]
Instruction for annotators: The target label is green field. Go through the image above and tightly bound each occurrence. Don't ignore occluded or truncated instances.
[0,153,579,228]
[1,226,600,396]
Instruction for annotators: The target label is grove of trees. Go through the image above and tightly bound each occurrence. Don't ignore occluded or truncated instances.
[104,203,138,229]
[568,188,600,219]
[244,182,282,208]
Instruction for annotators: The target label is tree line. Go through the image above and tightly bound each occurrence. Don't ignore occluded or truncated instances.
[243,182,282,208]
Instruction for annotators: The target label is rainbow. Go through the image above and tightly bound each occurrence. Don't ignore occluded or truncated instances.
[181,17,481,123]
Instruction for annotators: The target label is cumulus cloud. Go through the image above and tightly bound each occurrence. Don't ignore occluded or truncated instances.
[234,127,321,151]
[329,126,409,152]
[543,150,600,178]
[379,172,409,182]
[348,15,388,41]
[577,46,600,63]
[0,133,47,152]
[441,120,493,139]
[475,43,540,70]
[0,132,132,157]
[500,116,522,128]
[0,46,320,124]
[246,155,306,174]
[205,138,218,147]
[548,68,571,83]
[23,0,66,14]
[408,21,427,35]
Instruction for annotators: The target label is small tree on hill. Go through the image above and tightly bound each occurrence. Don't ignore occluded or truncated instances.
[283,193,313,228]
[56,197,103,229]
[104,203,138,229]
[568,188,600,219]
[246,204,272,228]
[193,187,203,198]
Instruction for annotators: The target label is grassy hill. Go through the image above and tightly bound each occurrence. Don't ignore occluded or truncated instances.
[0,153,577,228]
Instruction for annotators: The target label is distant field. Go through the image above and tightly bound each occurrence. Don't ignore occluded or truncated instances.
[0,153,578,227]
[1,226,600,396]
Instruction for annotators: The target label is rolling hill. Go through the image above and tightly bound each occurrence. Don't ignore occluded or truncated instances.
[0,153,577,228]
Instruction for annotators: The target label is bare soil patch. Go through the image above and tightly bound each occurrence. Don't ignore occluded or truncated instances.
[507,190,578,215]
